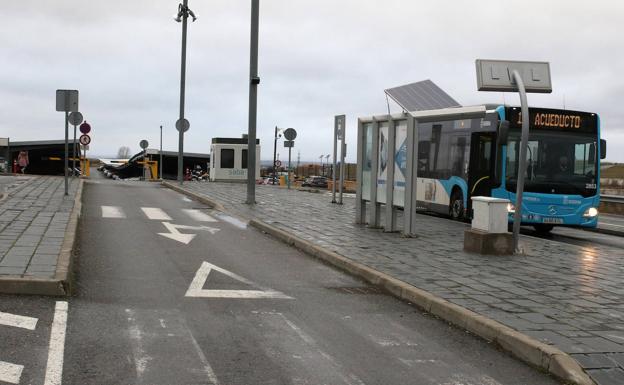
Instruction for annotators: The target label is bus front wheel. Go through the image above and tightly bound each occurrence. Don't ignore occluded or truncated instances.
[449,190,464,220]
[533,224,554,234]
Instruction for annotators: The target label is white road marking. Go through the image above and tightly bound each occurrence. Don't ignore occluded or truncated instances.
[183,209,217,222]
[125,308,151,381]
[181,197,192,202]
[185,262,293,299]
[141,207,172,221]
[182,320,220,385]
[273,312,366,385]
[44,301,68,385]
[215,214,248,229]
[0,311,38,330]
[158,222,220,244]
[0,361,23,384]
[101,206,125,218]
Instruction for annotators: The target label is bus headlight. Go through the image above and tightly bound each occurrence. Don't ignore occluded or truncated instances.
[583,207,599,218]
[507,203,515,213]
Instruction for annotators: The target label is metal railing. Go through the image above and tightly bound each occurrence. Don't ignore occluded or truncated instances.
[600,194,624,204]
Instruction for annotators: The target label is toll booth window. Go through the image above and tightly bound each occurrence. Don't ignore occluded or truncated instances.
[241,149,248,169]
[221,149,234,169]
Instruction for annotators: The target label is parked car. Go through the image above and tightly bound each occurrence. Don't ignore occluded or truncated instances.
[302,176,328,188]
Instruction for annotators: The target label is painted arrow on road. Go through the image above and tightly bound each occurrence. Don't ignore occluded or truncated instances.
[0,311,38,384]
[158,222,220,244]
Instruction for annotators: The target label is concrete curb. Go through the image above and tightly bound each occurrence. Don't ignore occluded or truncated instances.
[0,179,84,296]
[164,183,595,385]
[588,226,624,238]
[249,219,595,385]
[162,181,226,211]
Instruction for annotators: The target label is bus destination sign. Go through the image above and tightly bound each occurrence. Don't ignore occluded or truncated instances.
[506,107,597,132]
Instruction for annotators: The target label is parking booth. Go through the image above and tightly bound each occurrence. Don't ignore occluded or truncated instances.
[210,137,260,182]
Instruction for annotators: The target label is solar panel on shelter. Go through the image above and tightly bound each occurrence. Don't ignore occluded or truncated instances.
[384,79,461,112]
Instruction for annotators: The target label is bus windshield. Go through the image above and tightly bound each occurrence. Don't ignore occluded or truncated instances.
[505,130,598,197]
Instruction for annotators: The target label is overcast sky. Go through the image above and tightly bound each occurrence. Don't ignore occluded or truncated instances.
[1,0,623,162]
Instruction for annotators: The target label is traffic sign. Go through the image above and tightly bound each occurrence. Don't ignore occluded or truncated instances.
[176,118,190,132]
[56,90,79,112]
[284,140,294,148]
[79,121,91,134]
[140,140,149,149]
[274,160,282,167]
[283,128,297,140]
[79,134,91,145]
[68,111,83,126]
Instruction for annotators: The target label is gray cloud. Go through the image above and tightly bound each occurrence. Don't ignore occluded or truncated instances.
[1,0,623,161]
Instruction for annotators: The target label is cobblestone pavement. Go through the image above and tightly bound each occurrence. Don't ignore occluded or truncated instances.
[0,176,78,278]
[176,182,624,385]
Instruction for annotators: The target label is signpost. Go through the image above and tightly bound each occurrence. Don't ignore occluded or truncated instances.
[476,59,552,252]
[283,128,297,189]
[68,112,83,176]
[79,121,91,176]
[56,90,79,195]
[333,115,346,204]
[140,140,149,181]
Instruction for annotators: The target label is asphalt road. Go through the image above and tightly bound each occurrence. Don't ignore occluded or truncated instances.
[1,179,562,385]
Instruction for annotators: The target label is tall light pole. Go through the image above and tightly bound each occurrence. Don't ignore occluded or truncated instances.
[174,1,197,185]
[159,125,163,180]
[272,126,285,182]
[246,0,260,204]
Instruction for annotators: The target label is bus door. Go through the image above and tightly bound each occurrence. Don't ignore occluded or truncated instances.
[468,132,495,211]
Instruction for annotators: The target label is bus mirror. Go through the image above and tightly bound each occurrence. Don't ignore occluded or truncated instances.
[497,120,510,146]
[600,139,607,159]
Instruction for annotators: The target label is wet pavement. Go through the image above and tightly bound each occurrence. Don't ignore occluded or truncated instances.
[0,176,79,280]
[173,182,624,385]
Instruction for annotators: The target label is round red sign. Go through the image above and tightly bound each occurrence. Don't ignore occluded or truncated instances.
[79,121,91,134]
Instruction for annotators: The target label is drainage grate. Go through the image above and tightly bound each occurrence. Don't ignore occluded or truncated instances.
[327,286,383,295]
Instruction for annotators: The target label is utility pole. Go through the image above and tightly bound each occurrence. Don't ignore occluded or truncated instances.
[272,126,280,183]
[174,0,196,185]
[246,0,260,204]
[160,125,163,180]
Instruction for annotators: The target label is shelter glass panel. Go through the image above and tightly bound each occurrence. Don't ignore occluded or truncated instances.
[362,123,372,201]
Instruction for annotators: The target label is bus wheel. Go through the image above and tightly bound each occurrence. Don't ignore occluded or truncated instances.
[449,190,464,220]
[533,224,554,234]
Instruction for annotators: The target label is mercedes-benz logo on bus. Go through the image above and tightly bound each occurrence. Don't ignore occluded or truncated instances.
[548,205,557,215]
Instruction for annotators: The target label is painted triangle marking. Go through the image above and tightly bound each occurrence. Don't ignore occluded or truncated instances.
[185,262,293,299]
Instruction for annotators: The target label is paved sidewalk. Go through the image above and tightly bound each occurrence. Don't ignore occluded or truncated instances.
[0,176,80,294]
[171,182,624,385]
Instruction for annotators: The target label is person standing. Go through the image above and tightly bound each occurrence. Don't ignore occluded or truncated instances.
[17,150,29,174]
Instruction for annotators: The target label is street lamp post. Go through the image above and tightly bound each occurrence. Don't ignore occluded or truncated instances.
[272,126,282,183]
[160,125,163,180]
[174,0,197,185]
[246,0,260,204]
